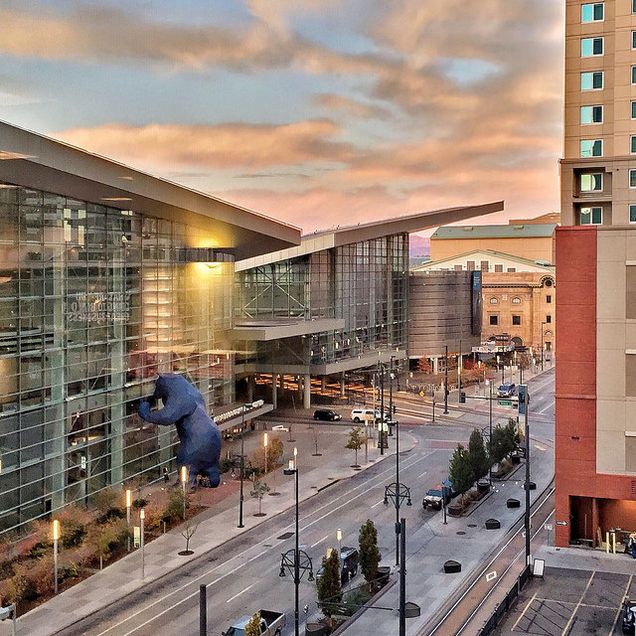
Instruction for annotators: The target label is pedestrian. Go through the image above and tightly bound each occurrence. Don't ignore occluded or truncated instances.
[163,467,169,483]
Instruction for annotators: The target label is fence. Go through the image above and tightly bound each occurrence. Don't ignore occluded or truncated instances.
[477,565,532,636]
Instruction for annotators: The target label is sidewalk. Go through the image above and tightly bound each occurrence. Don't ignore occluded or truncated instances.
[341,425,555,635]
[13,423,417,636]
[534,544,636,576]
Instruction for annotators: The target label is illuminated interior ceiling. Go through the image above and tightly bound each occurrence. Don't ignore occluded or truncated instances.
[0,121,301,260]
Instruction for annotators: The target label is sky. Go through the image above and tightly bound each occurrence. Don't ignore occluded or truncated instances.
[0,0,564,234]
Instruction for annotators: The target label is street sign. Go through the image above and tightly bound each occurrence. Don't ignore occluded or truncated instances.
[556,520,568,527]
[497,399,513,407]
[134,526,141,548]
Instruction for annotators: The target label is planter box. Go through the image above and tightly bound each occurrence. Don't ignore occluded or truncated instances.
[306,623,329,636]
[447,504,463,517]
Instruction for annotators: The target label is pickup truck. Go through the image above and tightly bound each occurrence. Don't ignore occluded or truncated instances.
[222,609,286,636]
[422,484,453,510]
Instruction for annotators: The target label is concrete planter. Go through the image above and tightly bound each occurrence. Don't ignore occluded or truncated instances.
[306,623,329,636]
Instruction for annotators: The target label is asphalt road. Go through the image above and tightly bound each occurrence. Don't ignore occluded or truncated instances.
[61,369,554,636]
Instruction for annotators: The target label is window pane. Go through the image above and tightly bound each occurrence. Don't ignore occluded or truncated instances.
[630,205,636,223]
[593,38,603,54]
[593,208,602,224]
[633,31,636,49]
[630,170,636,188]
[632,66,636,84]
[632,137,636,154]
[580,207,602,225]
[580,139,602,157]
[632,101,636,119]
[581,173,602,191]
[593,72,603,89]
[582,3,604,21]
[581,106,603,123]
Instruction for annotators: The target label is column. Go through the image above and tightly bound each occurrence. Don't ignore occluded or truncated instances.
[340,373,346,397]
[303,373,311,409]
[247,375,254,403]
[109,261,125,486]
[272,373,278,410]
[432,356,439,374]
[321,376,326,392]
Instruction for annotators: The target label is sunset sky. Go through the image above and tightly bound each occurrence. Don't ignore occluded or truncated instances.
[0,0,564,234]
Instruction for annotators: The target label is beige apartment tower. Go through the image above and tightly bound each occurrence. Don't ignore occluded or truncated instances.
[557,0,636,548]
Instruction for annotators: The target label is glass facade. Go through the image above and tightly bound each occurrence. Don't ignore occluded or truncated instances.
[0,183,234,535]
[237,234,409,367]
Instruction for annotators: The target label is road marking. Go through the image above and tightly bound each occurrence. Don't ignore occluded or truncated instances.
[100,450,431,635]
[416,470,428,479]
[609,574,632,636]
[538,399,554,415]
[485,571,497,582]
[311,535,328,548]
[226,583,255,603]
[561,571,595,636]
[247,549,268,563]
[371,500,384,508]
[512,592,536,632]
[534,444,546,452]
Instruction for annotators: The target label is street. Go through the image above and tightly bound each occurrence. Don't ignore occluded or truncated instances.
[56,370,554,636]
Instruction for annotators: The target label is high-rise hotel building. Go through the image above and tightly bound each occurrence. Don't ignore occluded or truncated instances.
[557,0,636,546]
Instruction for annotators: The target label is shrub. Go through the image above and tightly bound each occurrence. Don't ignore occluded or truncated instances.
[220,457,234,474]
[93,487,123,521]
[358,520,381,591]
[317,548,342,619]
[339,587,372,616]
[55,505,94,548]
[133,497,148,510]
[29,555,55,596]
[4,562,37,604]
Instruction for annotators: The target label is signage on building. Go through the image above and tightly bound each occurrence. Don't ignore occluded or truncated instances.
[472,343,516,354]
[555,520,568,527]
[67,291,131,324]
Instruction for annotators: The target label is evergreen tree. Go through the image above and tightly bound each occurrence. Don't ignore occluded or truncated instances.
[317,548,342,619]
[448,444,474,504]
[358,520,381,590]
[468,429,489,481]
[245,612,261,636]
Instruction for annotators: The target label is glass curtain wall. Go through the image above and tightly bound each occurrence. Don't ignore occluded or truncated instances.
[0,183,233,536]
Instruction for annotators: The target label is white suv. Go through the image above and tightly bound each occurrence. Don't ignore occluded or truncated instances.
[351,408,380,423]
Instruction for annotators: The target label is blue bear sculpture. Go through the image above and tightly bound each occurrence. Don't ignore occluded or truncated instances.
[138,374,221,487]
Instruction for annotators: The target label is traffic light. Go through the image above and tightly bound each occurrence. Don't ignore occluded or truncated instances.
[518,384,528,416]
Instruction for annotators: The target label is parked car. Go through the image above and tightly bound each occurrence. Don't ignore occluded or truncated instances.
[622,598,636,634]
[351,408,387,423]
[422,485,452,510]
[497,383,517,398]
[222,609,286,636]
[316,546,360,584]
[313,409,342,422]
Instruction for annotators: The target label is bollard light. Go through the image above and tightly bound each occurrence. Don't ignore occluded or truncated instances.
[140,508,146,579]
[180,465,188,484]
[181,466,188,520]
[53,519,60,541]
[126,488,132,551]
[264,432,269,475]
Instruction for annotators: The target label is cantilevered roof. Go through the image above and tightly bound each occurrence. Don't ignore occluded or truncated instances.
[0,121,300,260]
[432,223,556,240]
[236,201,503,271]
[233,318,345,341]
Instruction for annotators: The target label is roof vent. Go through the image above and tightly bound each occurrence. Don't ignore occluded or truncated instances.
[512,225,525,230]
[463,226,473,231]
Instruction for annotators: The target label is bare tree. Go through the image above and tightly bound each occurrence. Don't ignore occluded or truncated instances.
[178,519,199,555]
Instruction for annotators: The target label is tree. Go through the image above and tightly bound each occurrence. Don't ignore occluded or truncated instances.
[345,428,365,467]
[490,421,517,466]
[250,479,270,516]
[317,548,342,620]
[179,519,198,555]
[358,520,381,591]
[468,429,489,481]
[448,444,474,504]
[245,611,261,636]
[267,436,284,468]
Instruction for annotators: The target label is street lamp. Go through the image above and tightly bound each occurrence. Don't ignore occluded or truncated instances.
[238,400,263,528]
[281,448,314,636]
[486,379,493,486]
[263,432,269,475]
[540,321,547,371]
[53,519,60,594]
[126,488,132,551]
[180,465,188,520]
[383,481,412,566]
[336,528,342,562]
[140,508,145,579]
[444,344,449,414]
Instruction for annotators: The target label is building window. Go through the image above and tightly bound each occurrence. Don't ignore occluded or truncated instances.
[634,0,636,13]
[466,260,475,271]
[627,266,636,318]
[582,2,604,22]
[630,170,636,188]
[626,354,636,397]
[489,297,499,304]
[630,205,636,223]
[632,137,636,155]
[512,315,521,326]
[494,264,503,272]
[580,139,603,157]
[507,267,516,272]
[512,297,522,304]
[581,105,603,124]
[454,264,463,271]
[632,66,636,85]
[632,101,636,119]
[580,206,603,225]
[633,31,636,49]
[546,294,552,303]
[581,71,603,90]
[481,261,489,272]
[546,315,552,324]
[580,173,603,191]
[581,37,604,57]
[489,314,499,326]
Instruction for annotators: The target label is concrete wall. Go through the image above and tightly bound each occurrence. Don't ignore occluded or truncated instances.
[408,271,479,359]
[430,236,554,264]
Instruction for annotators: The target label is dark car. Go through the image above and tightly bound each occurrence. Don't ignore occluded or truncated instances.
[497,383,517,398]
[622,598,636,634]
[313,409,342,422]
[316,547,359,584]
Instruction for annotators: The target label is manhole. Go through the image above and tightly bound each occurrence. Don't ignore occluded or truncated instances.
[277,532,294,540]
[456,531,466,535]
[467,524,477,528]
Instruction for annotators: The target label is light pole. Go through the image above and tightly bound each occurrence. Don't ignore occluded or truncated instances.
[540,321,547,371]
[486,380,493,486]
[444,344,449,414]
[280,449,315,636]
[237,402,262,528]
[53,519,60,594]
[379,363,385,455]
[126,488,132,551]
[364,422,369,463]
[457,339,462,404]
[263,432,269,475]
[520,384,531,566]
[181,465,188,520]
[140,508,145,579]
[399,518,407,636]
[336,528,342,563]
[388,357,394,437]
